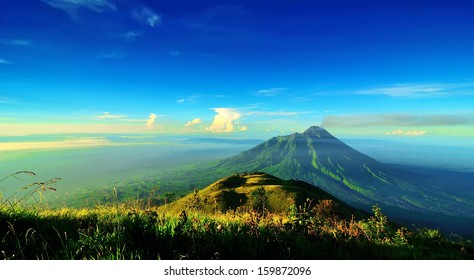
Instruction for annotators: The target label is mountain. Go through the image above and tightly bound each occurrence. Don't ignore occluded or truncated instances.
[203,126,474,235]
[160,172,365,219]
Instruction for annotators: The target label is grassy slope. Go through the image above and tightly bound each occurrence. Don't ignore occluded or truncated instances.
[1,177,472,259]
[1,172,472,260]
[1,204,472,260]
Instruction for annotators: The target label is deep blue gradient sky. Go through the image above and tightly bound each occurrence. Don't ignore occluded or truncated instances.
[1,0,474,141]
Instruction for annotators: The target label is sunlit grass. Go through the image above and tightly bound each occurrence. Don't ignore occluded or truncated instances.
[1,172,472,260]
[1,200,472,260]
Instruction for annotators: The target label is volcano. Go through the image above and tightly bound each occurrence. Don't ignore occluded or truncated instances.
[204,126,474,234]
[216,126,404,208]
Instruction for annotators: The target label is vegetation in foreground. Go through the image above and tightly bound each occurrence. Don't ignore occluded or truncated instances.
[0,172,472,260]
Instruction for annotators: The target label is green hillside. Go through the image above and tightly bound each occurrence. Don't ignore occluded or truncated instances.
[160,172,366,219]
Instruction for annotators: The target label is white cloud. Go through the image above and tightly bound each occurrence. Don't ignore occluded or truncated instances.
[177,94,224,104]
[358,85,444,97]
[123,31,141,42]
[385,129,427,136]
[256,87,287,96]
[206,108,241,133]
[164,49,181,56]
[93,112,150,124]
[0,39,31,47]
[239,126,248,131]
[146,113,157,129]
[176,95,200,104]
[95,112,126,119]
[121,118,147,123]
[355,82,474,98]
[41,0,116,13]
[185,118,203,127]
[0,59,12,64]
[133,5,161,27]
[100,52,125,59]
[41,0,116,21]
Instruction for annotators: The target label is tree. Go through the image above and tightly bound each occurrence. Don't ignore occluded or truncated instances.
[251,187,267,215]
[163,192,176,204]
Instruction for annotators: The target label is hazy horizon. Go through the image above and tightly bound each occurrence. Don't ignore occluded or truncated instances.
[2,130,473,204]
[2,128,474,170]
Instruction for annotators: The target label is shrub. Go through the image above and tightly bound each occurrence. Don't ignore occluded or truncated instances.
[251,187,267,215]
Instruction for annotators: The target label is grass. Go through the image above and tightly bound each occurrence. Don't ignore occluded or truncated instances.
[1,172,473,260]
[1,200,473,260]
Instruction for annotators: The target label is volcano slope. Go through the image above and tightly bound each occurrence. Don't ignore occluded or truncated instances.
[201,126,474,236]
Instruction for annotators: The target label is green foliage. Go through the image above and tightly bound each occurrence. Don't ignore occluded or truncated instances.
[251,187,267,215]
[163,192,176,204]
[361,205,390,243]
[287,199,315,235]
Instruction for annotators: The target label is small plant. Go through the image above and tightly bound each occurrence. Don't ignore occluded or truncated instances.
[287,199,314,234]
[251,187,267,216]
[186,189,202,212]
[0,171,60,208]
[360,205,394,244]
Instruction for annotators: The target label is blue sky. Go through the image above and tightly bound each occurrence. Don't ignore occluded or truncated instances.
[1,0,474,140]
